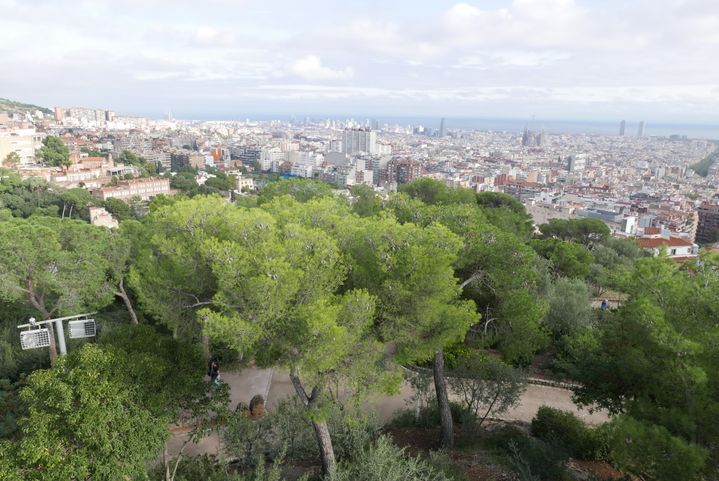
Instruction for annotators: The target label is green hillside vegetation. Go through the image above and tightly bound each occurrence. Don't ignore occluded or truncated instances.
[1,178,718,481]
[690,146,719,177]
[0,98,52,116]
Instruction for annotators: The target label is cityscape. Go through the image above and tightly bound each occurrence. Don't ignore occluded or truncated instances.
[2,103,718,256]
[2,1,719,481]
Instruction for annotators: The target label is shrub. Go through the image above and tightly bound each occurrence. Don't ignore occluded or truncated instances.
[604,415,708,481]
[221,396,379,468]
[481,426,571,481]
[530,406,599,459]
[334,436,451,481]
[388,402,468,429]
[448,354,527,427]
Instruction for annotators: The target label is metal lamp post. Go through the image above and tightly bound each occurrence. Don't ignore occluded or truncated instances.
[18,312,98,356]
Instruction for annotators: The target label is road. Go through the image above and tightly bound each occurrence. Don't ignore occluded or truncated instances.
[168,367,607,457]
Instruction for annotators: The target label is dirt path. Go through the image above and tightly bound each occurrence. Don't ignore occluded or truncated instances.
[168,367,607,456]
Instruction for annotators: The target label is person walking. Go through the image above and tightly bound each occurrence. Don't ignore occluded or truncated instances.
[207,357,220,384]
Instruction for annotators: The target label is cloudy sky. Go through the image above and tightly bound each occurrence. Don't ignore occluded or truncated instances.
[1,0,717,121]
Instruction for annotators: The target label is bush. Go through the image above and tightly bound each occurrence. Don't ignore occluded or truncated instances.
[604,415,708,481]
[335,436,451,481]
[221,396,379,467]
[480,426,571,481]
[448,354,527,427]
[388,402,468,429]
[150,454,287,481]
[530,406,599,459]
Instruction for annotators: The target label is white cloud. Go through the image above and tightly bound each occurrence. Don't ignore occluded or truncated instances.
[0,0,716,120]
[288,56,354,81]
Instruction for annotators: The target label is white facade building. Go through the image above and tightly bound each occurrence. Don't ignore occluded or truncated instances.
[342,128,377,155]
[0,127,43,164]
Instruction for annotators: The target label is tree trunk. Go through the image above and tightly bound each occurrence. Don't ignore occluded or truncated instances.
[163,442,171,481]
[68,204,74,219]
[312,419,336,478]
[201,334,210,358]
[289,369,336,478]
[433,349,454,448]
[116,278,139,324]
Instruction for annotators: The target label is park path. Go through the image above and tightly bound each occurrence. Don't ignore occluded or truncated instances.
[167,367,607,457]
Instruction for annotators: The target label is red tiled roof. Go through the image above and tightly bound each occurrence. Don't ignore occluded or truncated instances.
[643,227,661,235]
[637,236,694,249]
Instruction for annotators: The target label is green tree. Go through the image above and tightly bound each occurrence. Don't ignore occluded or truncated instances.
[198,224,389,476]
[204,173,233,192]
[133,197,396,476]
[544,277,593,339]
[3,151,21,166]
[103,197,132,221]
[387,188,547,441]
[530,238,594,279]
[60,187,94,219]
[0,172,62,218]
[38,135,70,168]
[116,149,144,166]
[388,196,548,365]
[338,213,479,448]
[476,192,534,240]
[448,354,527,427]
[398,178,475,206]
[537,218,610,246]
[566,254,719,476]
[349,184,382,217]
[0,217,116,362]
[604,416,707,481]
[257,178,333,205]
[0,344,169,481]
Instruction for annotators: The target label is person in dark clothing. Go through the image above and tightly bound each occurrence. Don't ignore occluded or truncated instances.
[600,299,609,310]
[207,358,220,383]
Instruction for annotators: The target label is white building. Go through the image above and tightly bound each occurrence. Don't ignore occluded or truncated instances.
[342,128,377,155]
[260,148,287,171]
[0,127,43,164]
[567,154,587,172]
[291,163,314,178]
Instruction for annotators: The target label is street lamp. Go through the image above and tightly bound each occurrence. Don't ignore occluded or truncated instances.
[18,312,97,356]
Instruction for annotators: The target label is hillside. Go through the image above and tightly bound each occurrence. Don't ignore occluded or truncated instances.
[0,97,52,116]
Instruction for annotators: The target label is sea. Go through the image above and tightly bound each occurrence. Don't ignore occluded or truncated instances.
[178,112,719,141]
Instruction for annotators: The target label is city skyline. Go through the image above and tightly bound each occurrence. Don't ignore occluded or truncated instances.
[1,0,718,122]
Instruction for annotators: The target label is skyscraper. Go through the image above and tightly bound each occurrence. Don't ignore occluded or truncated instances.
[619,120,626,136]
[637,121,645,137]
[567,154,587,172]
[342,128,377,155]
[439,118,445,138]
[696,203,719,244]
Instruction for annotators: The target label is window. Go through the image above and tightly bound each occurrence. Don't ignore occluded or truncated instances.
[670,248,677,255]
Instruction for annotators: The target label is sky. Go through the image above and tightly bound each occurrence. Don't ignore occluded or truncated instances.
[1,0,718,122]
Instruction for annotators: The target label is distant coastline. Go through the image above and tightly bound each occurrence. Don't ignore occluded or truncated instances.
[168,113,719,140]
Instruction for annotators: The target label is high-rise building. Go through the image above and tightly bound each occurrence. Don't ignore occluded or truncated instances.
[619,120,626,136]
[170,150,205,171]
[439,118,445,138]
[696,202,719,244]
[567,154,587,172]
[522,126,545,147]
[342,128,377,155]
[381,158,422,184]
[637,121,645,137]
